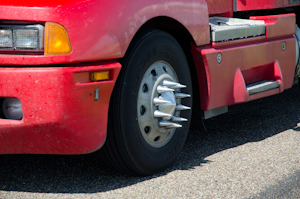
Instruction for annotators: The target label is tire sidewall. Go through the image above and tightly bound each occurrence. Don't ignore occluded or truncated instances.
[119,30,192,174]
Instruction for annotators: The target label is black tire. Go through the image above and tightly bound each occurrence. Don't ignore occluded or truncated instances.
[101,29,193,175]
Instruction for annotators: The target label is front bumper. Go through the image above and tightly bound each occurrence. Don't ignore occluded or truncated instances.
[0,61,121,154]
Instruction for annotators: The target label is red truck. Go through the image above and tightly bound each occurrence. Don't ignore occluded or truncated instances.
[0,0,299,175]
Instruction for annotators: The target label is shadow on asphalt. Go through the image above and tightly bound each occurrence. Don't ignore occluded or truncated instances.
[0,86,299,193]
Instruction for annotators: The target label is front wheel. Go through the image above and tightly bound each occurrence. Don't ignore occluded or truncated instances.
[101,29,192,175]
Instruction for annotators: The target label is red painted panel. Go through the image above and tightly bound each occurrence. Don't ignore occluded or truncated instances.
[191,37,296,111]
[250,14,296,39]
[0,61,121,154]
[236,0,300,11]
[0,0,210,65]
[206,0,233,16]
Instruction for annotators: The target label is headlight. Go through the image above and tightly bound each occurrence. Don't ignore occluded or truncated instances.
[0,25,44,51]
[0,29,13,48]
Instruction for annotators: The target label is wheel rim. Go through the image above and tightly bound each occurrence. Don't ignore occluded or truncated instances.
[137,61,191,148]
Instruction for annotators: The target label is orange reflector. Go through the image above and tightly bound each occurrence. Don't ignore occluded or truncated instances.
[45,22,72,55]
[90,71,110,82]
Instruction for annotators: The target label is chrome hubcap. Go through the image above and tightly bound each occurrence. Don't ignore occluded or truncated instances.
[137,61,191,148]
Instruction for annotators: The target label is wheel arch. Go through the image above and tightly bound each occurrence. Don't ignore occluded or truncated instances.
[105,17,204,162]
[117,16,202,130]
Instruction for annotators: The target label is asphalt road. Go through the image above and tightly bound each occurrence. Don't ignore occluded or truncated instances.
[0,86,300,198]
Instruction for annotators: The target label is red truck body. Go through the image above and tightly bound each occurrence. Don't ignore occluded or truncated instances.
[0,0,299,174]
[0,0,211,154]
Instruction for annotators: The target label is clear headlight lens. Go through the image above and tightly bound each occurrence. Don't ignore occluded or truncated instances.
[0,29,13,48]
[14,29,39,49]
[0,25,44,50]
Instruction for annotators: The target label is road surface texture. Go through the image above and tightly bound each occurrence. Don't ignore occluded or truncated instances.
[0,86,299,199]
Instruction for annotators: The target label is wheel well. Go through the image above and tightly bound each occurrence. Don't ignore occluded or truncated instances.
[132,16,202,127]
[140,16,195,59]
[116,16,202,130]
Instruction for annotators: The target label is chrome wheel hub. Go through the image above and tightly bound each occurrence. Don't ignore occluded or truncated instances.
[137,61,191,148]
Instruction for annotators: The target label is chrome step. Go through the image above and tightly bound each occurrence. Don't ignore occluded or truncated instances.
[209,17,266,42]
[246,80,279,95]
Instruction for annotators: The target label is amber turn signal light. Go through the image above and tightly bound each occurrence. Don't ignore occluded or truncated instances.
[90,71,110,82]
[45,22,72,55]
